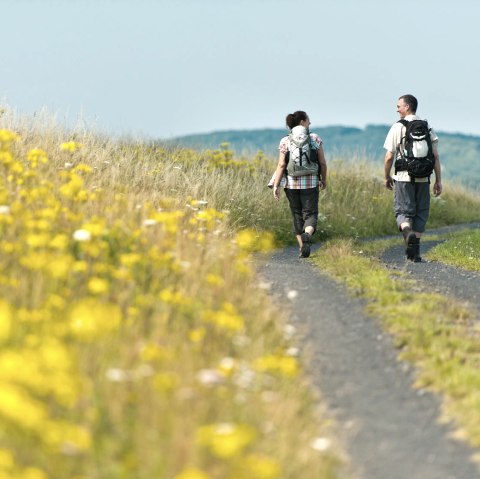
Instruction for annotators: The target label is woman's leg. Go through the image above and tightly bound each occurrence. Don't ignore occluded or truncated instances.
[299,187,319,257]
[300,187,319,235]
[284,189,305,250]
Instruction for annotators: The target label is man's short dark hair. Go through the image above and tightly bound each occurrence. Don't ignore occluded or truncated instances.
[399,94,418,113]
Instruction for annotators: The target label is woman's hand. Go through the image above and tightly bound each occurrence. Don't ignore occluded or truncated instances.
[273,185,281,200]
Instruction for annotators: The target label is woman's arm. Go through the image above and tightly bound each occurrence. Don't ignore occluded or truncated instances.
[273,151,287,200]
[317,145,327,189]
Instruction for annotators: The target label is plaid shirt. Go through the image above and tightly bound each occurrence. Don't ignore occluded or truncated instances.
[279,133,322,190]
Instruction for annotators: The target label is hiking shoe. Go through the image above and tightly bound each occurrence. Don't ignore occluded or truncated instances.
[413,238,422,262]
[405,232,417,260]
[300,232,311,258]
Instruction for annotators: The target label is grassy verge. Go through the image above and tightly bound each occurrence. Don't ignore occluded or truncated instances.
[0,117,342,478]
[2,107,480,478]
[313,240,480,447]
[427,229,480,272]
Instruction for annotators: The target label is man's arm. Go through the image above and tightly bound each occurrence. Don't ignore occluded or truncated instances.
[384,150,394,190]
[432,143,442,196]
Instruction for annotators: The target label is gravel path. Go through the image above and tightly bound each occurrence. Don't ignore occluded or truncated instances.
[381,240,480,310]
[259,229,480,479]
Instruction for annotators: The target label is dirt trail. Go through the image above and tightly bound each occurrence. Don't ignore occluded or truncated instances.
[259,227,480,479]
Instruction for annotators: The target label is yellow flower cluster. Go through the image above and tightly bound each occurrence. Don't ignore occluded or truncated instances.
[203,144,261,173]
[0,129,329,478]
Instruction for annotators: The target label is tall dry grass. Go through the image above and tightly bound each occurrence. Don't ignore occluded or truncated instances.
[0,110,341,479]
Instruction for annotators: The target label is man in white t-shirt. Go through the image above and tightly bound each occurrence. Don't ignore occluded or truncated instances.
[383,94,442,262]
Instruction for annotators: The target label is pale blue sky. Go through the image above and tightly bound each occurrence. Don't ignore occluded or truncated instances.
[2,0,480,139]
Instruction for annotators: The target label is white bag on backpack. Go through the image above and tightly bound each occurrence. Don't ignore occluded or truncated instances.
[288,126,319,177]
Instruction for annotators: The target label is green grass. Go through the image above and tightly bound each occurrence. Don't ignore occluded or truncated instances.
[0,122,343,479]
[313,240,480,447]
[264,158,480,245]
[3,108,480,478]
[427,229,480,272]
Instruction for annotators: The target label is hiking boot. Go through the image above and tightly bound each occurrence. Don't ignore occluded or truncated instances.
[404,231,417,260]
[413,238,422,262]
[300,232,311,258]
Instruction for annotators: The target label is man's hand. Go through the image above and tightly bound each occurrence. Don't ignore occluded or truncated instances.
[433,181,442,197]
[319,179,327,190]
[385,176,394,190]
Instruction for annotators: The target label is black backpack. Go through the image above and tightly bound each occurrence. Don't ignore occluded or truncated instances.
[395,119,435,182]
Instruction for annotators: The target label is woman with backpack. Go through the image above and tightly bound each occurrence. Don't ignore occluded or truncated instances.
[271,110,327,258]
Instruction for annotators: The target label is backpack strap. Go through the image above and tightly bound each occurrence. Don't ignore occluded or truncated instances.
[394,119,409,175]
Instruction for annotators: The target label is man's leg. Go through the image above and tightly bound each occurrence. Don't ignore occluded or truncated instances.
[411,183,431,262]
[394,181,417,259]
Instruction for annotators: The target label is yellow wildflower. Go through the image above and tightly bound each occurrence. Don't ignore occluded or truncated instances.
[254,354,299,377]
[150,210,184,234]
[79,219,106,237]
[45,294,67,310]
[174,468,211,479]
[45,255,74,279]
[0,151,13,166]
[120,253,142,267]
[0,129,20,147]
[197,423,256,458]
[0,448,14,470]
[19,252,50,270]
[241,455,281,479]
[26,233,50,248]
[59,173,84,199]
[140,343,172,362]
[73,164,93,174]
[236,229,275,253]
[60,141,82,152]
[206,273,224,286]
[189,327,206,343]
[87,277,109,295]
[43,421,91,451]
[195,208,225,230]
[159,288,185,306]
[153,372,180,391]
[72,260,88,273]
[19,467,48,479]
[27,148,49,167]
[0,383,47,430]
[7,160,24,175]
[69,299,122,341]
[0,300,12,341]
[49,234,70,250]
[203,302,244,333]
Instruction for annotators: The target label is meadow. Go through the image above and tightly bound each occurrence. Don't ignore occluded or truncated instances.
[0,114,341,479]
[427,229,480,271]
[1,109,480,479]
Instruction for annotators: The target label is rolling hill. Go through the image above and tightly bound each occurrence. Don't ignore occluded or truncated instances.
[163,125,480,187]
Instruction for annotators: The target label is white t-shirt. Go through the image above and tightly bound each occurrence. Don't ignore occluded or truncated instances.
[383,114,438,182]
